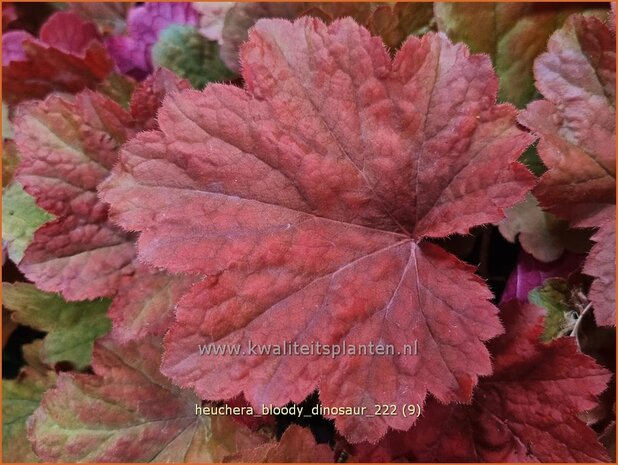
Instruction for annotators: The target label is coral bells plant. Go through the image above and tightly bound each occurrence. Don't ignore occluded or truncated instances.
[1,2,616,463]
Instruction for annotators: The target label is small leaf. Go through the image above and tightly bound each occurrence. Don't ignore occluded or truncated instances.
[152,24,234,89]
[529,278,579,341]
[2,282,111,369]
[499,193,590,262]
[105,2,199,79]
[2,12,113,104]
[2,183,53,264]
[501,251,584,304]
[3,367,56,463]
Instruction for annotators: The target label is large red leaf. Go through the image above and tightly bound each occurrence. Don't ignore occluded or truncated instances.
[12,69,195,340]
[2,12,114,105]
[101,18,535,443]
[376,301,611,462]
[29,337,271,462]
[519,14,616,326]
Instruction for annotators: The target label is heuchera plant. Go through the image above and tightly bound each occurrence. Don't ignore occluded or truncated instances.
[2,3,615,463]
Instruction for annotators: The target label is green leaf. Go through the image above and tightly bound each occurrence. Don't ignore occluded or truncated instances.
[3,367,56,463]
[152,25,234,89]
[2,283,111,369]
[434,3,608,107]
[529,278,578,341]
[2,183,53,263]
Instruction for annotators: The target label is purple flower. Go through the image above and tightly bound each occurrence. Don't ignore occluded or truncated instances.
[106,2,199,79]
[501,251,585,304]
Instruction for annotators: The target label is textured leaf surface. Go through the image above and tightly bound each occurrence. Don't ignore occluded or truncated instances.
[220,3,433,72]
[13,90,136,300]
[394,301,611,462]
[224,425,334,463]
[435,3,607,107]
[2,283,111,369]
[2,12,113,105]
[108,267,199,343]
[520,14,616,326]
[499,193,590,262]
[29,337,270,462]
[519,14,616,222]
[2,183,53,264]
[101,18,534,443]
[12,69,197,342]
[3,367,56,463]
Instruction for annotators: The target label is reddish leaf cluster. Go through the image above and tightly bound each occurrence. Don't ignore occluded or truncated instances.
[12,69,196,341]
[2,12,113,104]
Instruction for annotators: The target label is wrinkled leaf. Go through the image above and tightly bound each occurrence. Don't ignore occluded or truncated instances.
[3,282,111,369]
[220,3,433,72]
[520,14,616,326]
[29,337,270,462]
[12,69,197,342]
[3,367,56,463]
[391,301,611,462]
[435,3,608,107]
[101,18,534,443]
[2,12,113,104]
[519,13,615,222]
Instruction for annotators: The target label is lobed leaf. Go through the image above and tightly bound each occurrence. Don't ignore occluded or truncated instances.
[101,17,534,443]
[29,337,270,462]
[499,193,590,262]
[386,301,611,462]
[581,206,616,326]
[2,12,113,105]
[12,69,197,341]
[435,3,608,107]
[519,14,616,326]
[519,14,616,222]
[2,282,111,370]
